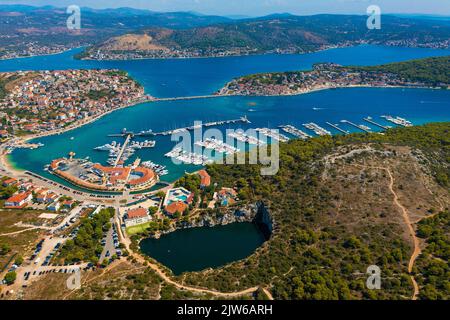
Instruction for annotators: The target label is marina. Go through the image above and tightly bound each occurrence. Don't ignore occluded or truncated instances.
[164,147,211,166]
[302,123,331,136]
[255,128,290,142]
[195,138,240,155]
[108,116,251,138]
[325,122,349,135]
[381,115,413,127]
[363,117,390,130]
[340,120,372,133]
[141,160,169,176]
[279,125,312,139]
[228,131,266,146]
[94,137,156,166]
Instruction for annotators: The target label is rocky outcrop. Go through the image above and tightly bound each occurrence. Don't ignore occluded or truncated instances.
[156,201,273,239]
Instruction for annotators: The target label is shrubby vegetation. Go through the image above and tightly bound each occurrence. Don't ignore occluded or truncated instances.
[57,207,115,264]
[415,210,450,300]
[180,122,449,299]
[353,56,450,87]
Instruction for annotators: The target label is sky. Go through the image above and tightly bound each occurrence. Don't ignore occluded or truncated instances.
[1,0,450,17]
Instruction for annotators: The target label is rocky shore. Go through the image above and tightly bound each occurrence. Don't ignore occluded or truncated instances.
[154,201,274,240]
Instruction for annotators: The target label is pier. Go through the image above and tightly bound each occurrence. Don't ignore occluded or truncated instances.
[381,115,413,127]
[152,94,225,102]
[279,125,312,139]
[363,117,389,130]
[108,116,250,138]
[303,123,331,136]
[325,122,349,135]
[114,134,132,166]
[340,120,372,133]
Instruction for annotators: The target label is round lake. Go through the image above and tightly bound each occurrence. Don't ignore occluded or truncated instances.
[140,223,267,275]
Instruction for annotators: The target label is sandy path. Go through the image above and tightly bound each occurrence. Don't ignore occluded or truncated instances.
[114,214,259,298]
[384,168,420,300]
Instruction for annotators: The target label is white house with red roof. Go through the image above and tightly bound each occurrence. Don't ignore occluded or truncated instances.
[124,207,151,227]
[5,192,32,208]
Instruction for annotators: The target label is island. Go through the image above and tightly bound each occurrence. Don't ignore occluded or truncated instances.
[218,56,450,96]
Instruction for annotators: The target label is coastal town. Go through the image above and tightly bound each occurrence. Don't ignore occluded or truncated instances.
[0,154,246,299]
[0,43,77,61]
[0,69,146,138]
[218,62,450,96]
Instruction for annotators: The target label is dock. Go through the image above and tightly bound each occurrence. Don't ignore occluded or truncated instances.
[340,120,372,133]
[113,134,132,166]
[303,123,331,136]
[325,122,349,135]
[381,115,413,127]
[108,116,250,138]
[363,117,389,130]
[279,125,312,139]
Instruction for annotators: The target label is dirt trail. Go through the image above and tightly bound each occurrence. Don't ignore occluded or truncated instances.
[351,164,421,299]
[115,215,259,298]
[384,168,420,300]
[0,227,37,236]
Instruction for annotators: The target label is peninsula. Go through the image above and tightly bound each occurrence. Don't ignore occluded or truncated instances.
[218,56,450,96]
[0,69,146,137]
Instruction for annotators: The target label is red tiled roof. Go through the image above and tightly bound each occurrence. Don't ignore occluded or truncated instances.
[126,208,148,219]
[128,167,155,186]
[165,201,188,215]
[3,178,17,185]
[6,192,30,203]
[50,158,64,170]
[198,170,211,187]
[93,164,131,184]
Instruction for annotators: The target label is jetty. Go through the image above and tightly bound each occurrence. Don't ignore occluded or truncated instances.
[302,123,331,136]
[228,131,266,146]
[113,134,132,166]
[381,115,413,127]
[279,125,312,139]
[340,120,372,133]
[363,117,390,130]
[325,122,349,135]
[108,116,250,138]
[255,128,290,142]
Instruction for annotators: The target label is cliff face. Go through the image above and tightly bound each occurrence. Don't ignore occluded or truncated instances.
[156,202,274,239]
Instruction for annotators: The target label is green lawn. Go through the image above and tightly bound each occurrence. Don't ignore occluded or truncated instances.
[126,222,151,235]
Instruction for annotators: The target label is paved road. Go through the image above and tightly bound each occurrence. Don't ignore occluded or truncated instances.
[99,219,116,263]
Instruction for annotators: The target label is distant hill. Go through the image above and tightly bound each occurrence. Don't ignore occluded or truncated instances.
[83,14,450,59]
[1,5,449,60]
[0,4,233,59]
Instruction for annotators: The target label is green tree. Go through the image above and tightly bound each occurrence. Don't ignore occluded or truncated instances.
[4,271,16,285]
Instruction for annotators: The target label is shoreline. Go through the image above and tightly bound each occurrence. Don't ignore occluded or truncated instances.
[218,84,444,98]
[0,46,85,62]
[76,43,450,62]
[1,84,445,193]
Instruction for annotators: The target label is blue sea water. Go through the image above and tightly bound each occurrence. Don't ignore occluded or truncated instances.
[4,45,450,186]
[3,45,450,274]
[1,45,450,98]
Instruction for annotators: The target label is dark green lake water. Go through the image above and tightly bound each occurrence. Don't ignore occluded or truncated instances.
[140,223,267,275]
